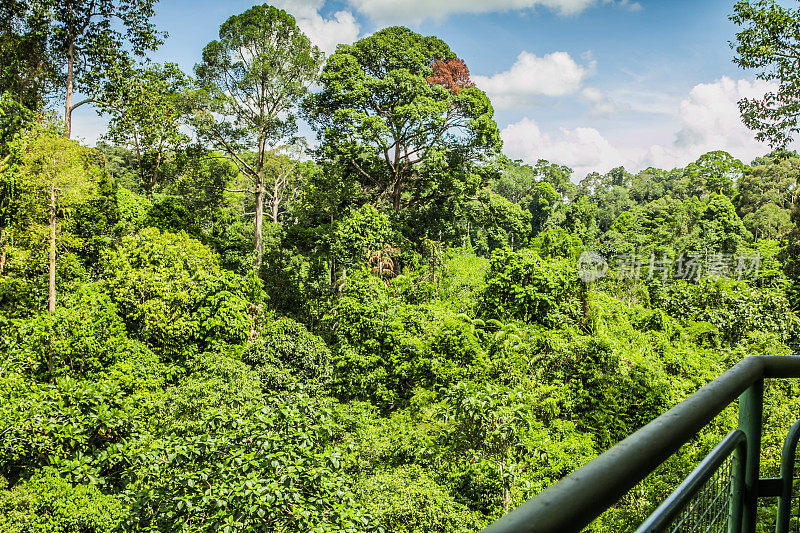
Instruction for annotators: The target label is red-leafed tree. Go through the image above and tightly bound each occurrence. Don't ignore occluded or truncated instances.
[426,58,475,94]
[307,28,500,213]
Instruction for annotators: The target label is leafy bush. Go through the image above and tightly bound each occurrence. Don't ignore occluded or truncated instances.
[102,228,265,361]
[124,395,370,533]
[0,471,124,533]
[0,373,140,486]
[115,186,151,234]
[332,204,396,271]
[437,249,489,313]
[355,466,482,533]
[9,283,126,380]
[241,316,332,393]
[651,278,792,346]
[144,195,202,237]
[482,248,582,326]
[327,271,491,409]
[157,349,263,434]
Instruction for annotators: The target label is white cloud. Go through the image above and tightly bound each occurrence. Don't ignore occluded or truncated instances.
[298,10,359,56]
[270,0,326,19]
[474,51,594,109]
[272,0,359,55]
[675,78,772,152]
[502,117,629,177]
[580,87,628,117]
[347,0,638,23]
[501,77,779,178]
[640,77,777,169]
[618,0,643,12]
[608,89,679,115]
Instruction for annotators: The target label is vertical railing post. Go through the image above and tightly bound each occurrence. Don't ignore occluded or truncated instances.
[728,436,746,533]
[774,418,800,533]
[738,379,764,533]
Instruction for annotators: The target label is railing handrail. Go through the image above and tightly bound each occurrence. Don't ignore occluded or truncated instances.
[480,356,800,533]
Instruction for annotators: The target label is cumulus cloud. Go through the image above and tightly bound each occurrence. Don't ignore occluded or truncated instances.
[502,76,778,178]
[298,10,359,55]
[640,77,777,169]
[272,0,359,55]
[674,78,773,152]
[473,51,594,109]
[347,0,638,23]
[502,117,629,176]
[580,87,628,117]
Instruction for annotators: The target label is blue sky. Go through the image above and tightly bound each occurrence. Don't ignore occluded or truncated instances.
[71,0,780,179]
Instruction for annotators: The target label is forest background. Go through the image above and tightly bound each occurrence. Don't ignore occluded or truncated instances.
[1,0,800,532]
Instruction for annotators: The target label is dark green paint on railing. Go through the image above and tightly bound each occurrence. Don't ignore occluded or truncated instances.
[480,356,800,533]
[776,418,800,533]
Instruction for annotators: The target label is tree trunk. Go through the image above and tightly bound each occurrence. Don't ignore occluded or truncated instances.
[254,171,264,270]
[65,40,75,138]
[392,180,402,210]
[499,462,511,514]
[329,213,335,284]
[150,158,162,201]
[580,281,589,328]
[49,184,56,312]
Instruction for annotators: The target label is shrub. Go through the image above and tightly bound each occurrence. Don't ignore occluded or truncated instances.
[102,228,265,361]
[9,283,126,380]
[482,248,582,326]
[241,316,332,393]
[0,471,124,533]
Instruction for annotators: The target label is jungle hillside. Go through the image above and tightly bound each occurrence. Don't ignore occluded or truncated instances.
[1,1,800,532]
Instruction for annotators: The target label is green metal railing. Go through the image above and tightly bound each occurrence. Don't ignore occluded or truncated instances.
[634,430,746,533]
[776,418,800,532]
[480,356,800,533]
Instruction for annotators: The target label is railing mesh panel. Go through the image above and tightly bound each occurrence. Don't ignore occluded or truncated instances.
[665,452,734,533]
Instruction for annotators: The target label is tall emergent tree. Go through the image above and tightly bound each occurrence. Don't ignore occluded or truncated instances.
[8,121,96,312]
[15,0,164,138]
[194,4,322,269]
[731,0,800,147]
[731,1,800,307]
[305,26,502,212]
[683,151,743,197]
[0,1,61,111]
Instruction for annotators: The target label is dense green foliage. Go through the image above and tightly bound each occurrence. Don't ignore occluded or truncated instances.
[0,2,799,532]
[731,0,800,147]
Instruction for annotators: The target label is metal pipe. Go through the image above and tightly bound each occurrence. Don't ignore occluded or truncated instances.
[480,356,800,533]
[775,418,800,533]
[739,379,764,533]
[728,432,747,533]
